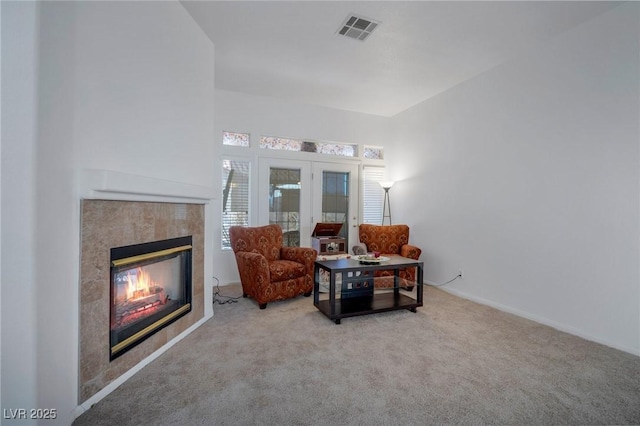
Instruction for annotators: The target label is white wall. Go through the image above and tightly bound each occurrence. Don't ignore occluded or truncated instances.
[214,89,391,284]
[215,89,391,147]
[1,0,40,416]
[1,1,215,424]
[389,3,639,355]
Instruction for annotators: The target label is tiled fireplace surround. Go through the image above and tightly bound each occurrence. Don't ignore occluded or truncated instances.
[79,171,209,404]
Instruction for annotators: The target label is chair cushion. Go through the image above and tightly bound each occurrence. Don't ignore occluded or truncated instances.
[269,260,306,282]
[359,224,410,254]
[229,224,283,261]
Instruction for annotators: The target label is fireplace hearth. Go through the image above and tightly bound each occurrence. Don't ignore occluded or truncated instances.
[110,236,192,360]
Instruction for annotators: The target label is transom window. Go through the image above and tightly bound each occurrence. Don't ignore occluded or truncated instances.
[260,136,356,157]
[364,146,384,159]
[223,131,250,147]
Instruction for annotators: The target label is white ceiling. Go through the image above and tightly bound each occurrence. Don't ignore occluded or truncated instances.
[182,1,621,117]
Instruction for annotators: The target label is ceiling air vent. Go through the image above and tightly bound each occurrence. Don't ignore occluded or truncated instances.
[337,14,380,41]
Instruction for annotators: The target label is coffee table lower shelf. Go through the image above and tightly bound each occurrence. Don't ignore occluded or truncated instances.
[315,292,422,324]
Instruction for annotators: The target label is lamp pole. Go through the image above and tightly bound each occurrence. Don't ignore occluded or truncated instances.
[380,181,394,225]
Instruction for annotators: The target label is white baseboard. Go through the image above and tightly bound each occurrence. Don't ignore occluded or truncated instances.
[431,283,639,357]
[73,313,212,421]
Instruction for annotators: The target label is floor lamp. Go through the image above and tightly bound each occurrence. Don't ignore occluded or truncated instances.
[380,181,394,225]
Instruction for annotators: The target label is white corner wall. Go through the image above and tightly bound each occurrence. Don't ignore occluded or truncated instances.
[1,1,215,424]
[389,3,639,354]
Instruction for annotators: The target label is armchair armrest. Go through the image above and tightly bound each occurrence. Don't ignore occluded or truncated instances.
[234,251,270,293]
[400,244,422,260]
[281,247,318,276]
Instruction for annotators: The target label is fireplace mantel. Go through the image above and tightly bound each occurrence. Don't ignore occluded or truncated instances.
[80,169,214,204]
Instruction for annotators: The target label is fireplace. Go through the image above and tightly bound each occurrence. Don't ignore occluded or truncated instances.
[110,236,192,360]
[80,198,205,403]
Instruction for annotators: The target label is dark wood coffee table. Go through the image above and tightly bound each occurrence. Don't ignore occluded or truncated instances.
[313,255,424,324]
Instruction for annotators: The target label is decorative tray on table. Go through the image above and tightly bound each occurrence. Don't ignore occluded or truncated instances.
[356,255,390,265]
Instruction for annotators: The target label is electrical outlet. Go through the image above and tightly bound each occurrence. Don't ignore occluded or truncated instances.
[459,269,464,279]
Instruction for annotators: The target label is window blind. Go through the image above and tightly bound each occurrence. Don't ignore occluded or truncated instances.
[222,159,250,249]
[362,166,385,225]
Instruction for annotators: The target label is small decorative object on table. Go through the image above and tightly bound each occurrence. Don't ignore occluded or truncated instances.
[352,243,367,255]
[357,252,390,265]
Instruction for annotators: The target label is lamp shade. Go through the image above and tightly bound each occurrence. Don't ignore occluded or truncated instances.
[379,181,395,190]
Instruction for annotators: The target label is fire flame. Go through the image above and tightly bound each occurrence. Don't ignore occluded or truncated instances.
[126,267,157,300]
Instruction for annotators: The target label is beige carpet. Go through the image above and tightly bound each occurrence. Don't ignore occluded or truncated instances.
[74,284,640,425]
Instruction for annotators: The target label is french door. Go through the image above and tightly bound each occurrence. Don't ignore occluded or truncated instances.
[258,158,359,249]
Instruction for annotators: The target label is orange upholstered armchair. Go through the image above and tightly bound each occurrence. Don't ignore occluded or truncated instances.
[229,224,318,309]
[358,224,422,287]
